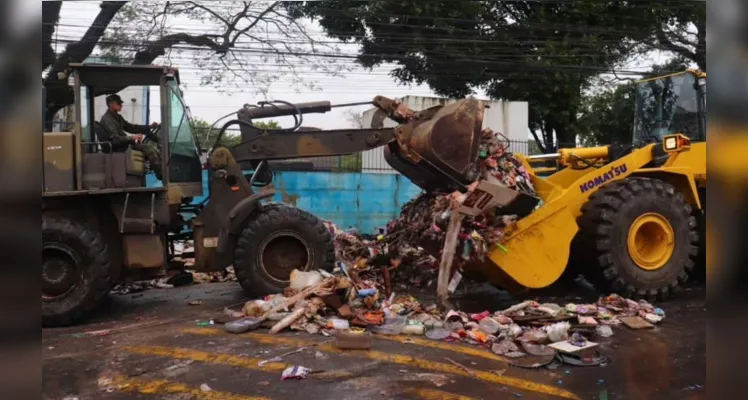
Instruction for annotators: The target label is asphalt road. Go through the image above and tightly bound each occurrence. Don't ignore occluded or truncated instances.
[42,282,706,400]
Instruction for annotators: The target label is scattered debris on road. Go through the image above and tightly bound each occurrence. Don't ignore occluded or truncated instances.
[214,258,666,370]
[281,365,312,380]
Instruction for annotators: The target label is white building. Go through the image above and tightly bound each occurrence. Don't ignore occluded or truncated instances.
[360,95,529,173]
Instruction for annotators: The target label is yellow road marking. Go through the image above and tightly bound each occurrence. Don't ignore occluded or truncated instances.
[377,334,509,364]
[123,345,288,373]
[402,386,476,400]
[185,327,508,363]
[180,328,579,399]
[109,374,270,400]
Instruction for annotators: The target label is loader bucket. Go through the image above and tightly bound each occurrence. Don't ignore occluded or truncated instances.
[384,98,485,193]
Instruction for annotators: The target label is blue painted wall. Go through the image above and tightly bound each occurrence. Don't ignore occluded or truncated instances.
[148,171,423,234]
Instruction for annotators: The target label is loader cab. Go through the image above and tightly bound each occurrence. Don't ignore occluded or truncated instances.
[632,70,706,147]
[59,63,203,197]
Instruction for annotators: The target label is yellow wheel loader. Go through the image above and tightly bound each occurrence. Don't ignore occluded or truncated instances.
[481,69,707,299]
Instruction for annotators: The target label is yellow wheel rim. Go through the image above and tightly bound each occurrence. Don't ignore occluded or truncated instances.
[627,213,675,271]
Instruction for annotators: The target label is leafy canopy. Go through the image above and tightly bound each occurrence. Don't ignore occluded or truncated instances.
[288,0,705,150]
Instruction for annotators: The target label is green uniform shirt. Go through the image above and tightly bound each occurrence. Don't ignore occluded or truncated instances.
[99,110,151,151]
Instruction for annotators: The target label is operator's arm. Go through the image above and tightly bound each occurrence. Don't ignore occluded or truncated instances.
[99,113,132,148]
[122,118,152,135]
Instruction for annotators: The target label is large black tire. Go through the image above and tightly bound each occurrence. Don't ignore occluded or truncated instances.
[233,203,335,297]
[42,217,113,327]
[576,177,698,300]
[694,201,707,282]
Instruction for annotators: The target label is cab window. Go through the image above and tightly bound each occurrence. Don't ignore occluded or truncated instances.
[166,80,202,183]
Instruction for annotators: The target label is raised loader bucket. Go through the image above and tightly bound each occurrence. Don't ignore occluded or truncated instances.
[384,98,485,193]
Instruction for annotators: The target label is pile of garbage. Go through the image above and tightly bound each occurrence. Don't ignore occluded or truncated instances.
[324,221,439,294]
[220,266,439,336]
[384,129,536,265]
[217,267,665,368]
[433,295,666,367]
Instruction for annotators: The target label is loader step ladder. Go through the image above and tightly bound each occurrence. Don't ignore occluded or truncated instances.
[120,192,156,234]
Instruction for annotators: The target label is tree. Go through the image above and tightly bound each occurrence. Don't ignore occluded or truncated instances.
[252,120,282,130]
[344,109,364,129]
[577,85,636,147]
[42,1,346,129]
[577,58,691,146]
[648,2,706,71]
[191,116,280,150]
[288,1,704,152]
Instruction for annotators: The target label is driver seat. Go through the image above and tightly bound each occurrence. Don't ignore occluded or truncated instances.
[92,121,146,177]
[125,148,146,176]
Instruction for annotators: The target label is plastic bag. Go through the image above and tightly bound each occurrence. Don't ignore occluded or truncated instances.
[596,325,614,338]
[644,313,664,324]
[479,317,502,335]
[508,324,524,339]
[223,307,245,319]
[402,323,425,336]
[243,300,269,318]
[290,270,323,291]
[520,329,549,344]
[492,340,525,358]
[372,316,407,335]
[425,328,451,340]
[281,366,312,380]
[544,322,571,343]
[327,318,350,330]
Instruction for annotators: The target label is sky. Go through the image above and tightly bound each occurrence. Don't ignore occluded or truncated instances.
[55,1,443,131]
[52,1,677,136]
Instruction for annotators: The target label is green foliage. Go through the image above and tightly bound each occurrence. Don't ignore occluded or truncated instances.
[578,85,636,147]
[191,117,283,150]
[190,117,245,150]
[288,1,705,152]
[338,154,363,172]
[252,120,282,130]
[577,58,691,146]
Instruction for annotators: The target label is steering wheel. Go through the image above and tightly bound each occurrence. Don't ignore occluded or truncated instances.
[141,124,161,145]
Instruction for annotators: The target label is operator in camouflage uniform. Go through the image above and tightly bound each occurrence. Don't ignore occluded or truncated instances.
[99,94,163,180]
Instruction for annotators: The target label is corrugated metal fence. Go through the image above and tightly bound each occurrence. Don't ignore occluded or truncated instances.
[153,139,576,233]
[272,139,572,173]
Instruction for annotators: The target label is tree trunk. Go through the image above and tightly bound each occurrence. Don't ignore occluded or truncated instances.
[695,18,706,72]
[43,1,127,124]
[42,1,63,71]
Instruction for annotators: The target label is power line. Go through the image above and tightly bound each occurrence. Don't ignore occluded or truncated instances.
[46,37,666,75]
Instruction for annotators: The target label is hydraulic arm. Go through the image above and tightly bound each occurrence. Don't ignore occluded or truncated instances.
[211,95,488,194]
